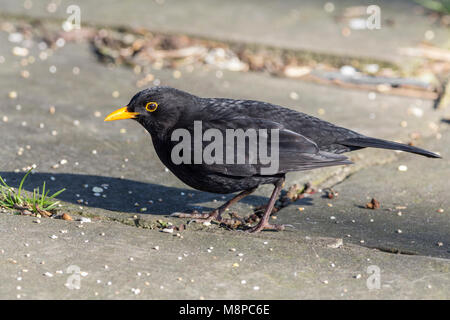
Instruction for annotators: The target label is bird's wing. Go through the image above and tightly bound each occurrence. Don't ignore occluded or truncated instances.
[169,116,352,177]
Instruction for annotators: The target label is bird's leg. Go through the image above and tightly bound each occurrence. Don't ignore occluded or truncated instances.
[247,177,290,233]
[171,187,257,224]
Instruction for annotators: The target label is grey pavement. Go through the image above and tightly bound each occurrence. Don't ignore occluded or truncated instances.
[0,3,449,299]
[1,213,449,299]
[277,132,450,260]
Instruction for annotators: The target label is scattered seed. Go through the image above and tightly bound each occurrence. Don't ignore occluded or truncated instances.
[289,92,299,100]
[131,288,141,295]
[92,187,103,193]
[8,91,18,99]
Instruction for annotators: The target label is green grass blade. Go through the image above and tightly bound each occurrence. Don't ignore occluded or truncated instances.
[17,169,32,198]
[48,188,65,200]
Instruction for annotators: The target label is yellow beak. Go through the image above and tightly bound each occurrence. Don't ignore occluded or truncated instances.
[104,107,140,121]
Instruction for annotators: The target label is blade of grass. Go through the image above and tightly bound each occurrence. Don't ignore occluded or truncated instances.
[40,182,46,208]
[17,169,32,199]
[47,188,66,200]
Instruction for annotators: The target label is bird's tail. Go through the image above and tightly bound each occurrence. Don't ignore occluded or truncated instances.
[342,136,441,158]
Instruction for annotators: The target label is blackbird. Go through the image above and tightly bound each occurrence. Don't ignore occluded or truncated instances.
[105,86,440,233]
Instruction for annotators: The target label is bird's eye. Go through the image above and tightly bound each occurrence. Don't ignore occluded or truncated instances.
[145,102,158,112]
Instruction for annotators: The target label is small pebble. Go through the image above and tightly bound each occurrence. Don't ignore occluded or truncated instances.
[62,213,72,221]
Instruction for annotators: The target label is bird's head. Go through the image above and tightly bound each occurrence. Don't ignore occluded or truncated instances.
[104,86,197,135]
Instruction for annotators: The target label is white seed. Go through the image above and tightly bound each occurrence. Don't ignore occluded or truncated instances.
[92,187,103,193]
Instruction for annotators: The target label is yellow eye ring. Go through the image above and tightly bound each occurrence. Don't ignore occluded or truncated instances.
[145,102,158,112]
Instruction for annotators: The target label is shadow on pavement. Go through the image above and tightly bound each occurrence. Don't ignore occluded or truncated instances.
[0,171,314,215]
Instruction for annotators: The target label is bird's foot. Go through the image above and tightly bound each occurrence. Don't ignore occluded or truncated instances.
[246,222,294,233]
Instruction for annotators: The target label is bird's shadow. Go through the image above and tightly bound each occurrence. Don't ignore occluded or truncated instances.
[0,172,314,215]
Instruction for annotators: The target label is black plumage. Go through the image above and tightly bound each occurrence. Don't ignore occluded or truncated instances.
[105,86,440,232]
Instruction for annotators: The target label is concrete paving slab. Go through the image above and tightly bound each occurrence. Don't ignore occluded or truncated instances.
[1,214,449,299]
[274,131,450,259]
